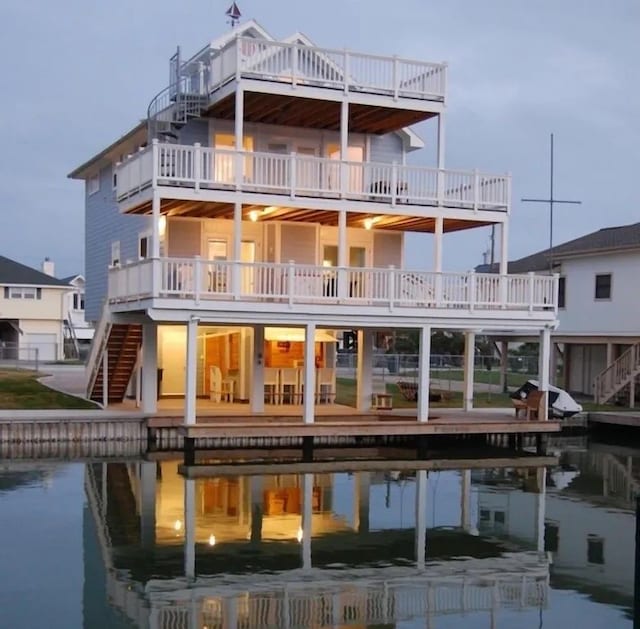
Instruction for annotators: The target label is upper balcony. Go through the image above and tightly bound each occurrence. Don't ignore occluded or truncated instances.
[116,142,510,219]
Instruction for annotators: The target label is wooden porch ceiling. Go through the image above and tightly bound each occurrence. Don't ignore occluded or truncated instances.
[204,93,436,135]
[130,199,490,233]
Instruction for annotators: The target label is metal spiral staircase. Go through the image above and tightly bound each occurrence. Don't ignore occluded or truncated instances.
[147,48,209,141]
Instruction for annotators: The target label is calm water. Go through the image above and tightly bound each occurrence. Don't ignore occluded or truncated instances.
[0,439,636,629]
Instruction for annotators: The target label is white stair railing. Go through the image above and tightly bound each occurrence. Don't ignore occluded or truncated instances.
[86,303,112,398]
[594,342,640,404]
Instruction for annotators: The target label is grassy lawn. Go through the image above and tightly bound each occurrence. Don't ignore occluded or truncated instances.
[429,368,547,388]
[0,370,97,410]
[336,377,514,409]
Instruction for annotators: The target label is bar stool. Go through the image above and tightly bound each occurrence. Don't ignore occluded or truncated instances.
[316,367,336,404]
[264,367,279,404]
[280,367,301,404]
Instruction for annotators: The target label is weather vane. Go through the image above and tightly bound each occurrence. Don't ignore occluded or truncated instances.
[225,2,242,28]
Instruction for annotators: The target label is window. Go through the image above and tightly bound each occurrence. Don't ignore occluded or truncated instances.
[111,241,121,267]
[4,286,41,299]
[73,292,85,310]
[112,171,117,190]
[587,534,604,564]
[558,277,566,308]
[88,174,100,195]
[595,273,611,300]
[139,234,150,260]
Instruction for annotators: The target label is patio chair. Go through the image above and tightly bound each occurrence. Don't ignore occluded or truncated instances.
[264,367,280,404]
[280,367,301,404]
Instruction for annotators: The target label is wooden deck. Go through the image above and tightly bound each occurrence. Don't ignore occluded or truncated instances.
[172,407,561,439]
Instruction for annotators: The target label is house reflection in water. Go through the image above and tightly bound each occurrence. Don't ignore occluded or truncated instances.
[85,460,550,628]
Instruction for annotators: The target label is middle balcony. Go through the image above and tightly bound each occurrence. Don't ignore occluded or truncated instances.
[116,142,511,219]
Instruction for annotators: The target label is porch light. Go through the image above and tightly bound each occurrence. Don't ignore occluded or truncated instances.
[249,210,259,222]
[173,519,182,531]
[297,526,303,543]
[158,215,167,237]
[364,216,382,230]
[208,534,216,546]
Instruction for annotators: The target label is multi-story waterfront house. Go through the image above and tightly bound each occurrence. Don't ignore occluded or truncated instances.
[69,19,558,423]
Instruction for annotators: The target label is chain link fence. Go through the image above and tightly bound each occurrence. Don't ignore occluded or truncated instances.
[0,343,41,371]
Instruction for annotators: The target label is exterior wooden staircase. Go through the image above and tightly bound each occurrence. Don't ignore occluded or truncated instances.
[594,342,640,406]
[87,314,142,404]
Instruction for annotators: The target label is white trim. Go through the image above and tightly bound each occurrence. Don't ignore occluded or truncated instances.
[88,174,100,195]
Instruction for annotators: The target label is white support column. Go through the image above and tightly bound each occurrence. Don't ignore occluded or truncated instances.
[251,325,265,413]
[499,340,509,394]
[151,192,161,297]
[184,477,196,581]
[102,348,109,408]
[356,329,374,412]
[185,318,198,426]
[141,322,158,414]
[433,216,444,272]
[463,331,476,411]
[234,87,244,189]
[338,209,348,299]
[415,469,427,569]
[301,473,313,570]
[606,342,615,368]
[140,462,157,548]
[460,469,471,533]
[550,341,559,386]
[418,325,431,422]
[539,328,551,421]
[499,220,509,274]
[340,99,349,197]
[303,323,316,424]
[436,112,446,170]
[232,201,242,295]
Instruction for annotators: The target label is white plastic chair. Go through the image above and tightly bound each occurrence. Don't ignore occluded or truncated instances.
[279,367,301,404]
[264,367,280,404]
[316,367,336,404]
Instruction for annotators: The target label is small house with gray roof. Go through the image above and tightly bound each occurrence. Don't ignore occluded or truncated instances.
[0,255,71,361]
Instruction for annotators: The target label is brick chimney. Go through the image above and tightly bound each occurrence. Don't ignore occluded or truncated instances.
[42,257,55,277]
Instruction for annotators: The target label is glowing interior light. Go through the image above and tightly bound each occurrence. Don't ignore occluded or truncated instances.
[297,527,303,543]
[173,519,182,531]
[208,534,216,546]
[158,215,167,236]
[249,210,259,222]
[364,218,374,230]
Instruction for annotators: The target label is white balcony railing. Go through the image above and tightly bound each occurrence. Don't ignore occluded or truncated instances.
[202,36,447,101]
[108,258,557,315]
[116,143,510,213]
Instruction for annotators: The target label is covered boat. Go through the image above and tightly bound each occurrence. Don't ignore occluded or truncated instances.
[511,379,583,419]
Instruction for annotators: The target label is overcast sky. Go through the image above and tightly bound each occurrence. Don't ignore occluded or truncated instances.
[1,0,638,277]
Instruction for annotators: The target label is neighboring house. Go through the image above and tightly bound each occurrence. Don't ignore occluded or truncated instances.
[478,222,640,405]
[59,273,94,355]
[68,19,557,417]
[0,255,70,361]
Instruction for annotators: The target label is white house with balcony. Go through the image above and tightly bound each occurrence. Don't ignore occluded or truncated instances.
[479,222,640,407]
[69,19,558,423]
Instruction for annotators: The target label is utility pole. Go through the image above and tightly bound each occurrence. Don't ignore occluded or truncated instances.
[522,133,582,273]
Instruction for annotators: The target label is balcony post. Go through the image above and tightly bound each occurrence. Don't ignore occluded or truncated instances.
[185,317,198,426]
[463,330,475,411]
[538,327,551,421]
[418,325,431,422]
[151,139,159,188]
[388,265,396,312]
[141,322,158,414]
[290,151,297,199]
[468,270,476,313]
[473,169,479,212]
[528,271,535,312]
[193,256,201,305]
[194,143,201,192]
[393,55,399,100]
[391,162,398,207]
[291,43,298,88]
[343,49,350,95]
[338,210,348,299]
[232,201,242,297]
[500,220,509,307]
[288,260,295,307]
[437,112,446,170]
[303,322,317,424]
[340,99,349,198]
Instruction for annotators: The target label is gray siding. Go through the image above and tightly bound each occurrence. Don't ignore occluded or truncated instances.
[177,119,209,146]
[85,165,150,322]
[369,133,404,163]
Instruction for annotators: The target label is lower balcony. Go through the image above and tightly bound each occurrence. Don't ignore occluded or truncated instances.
[107,258,557,325]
